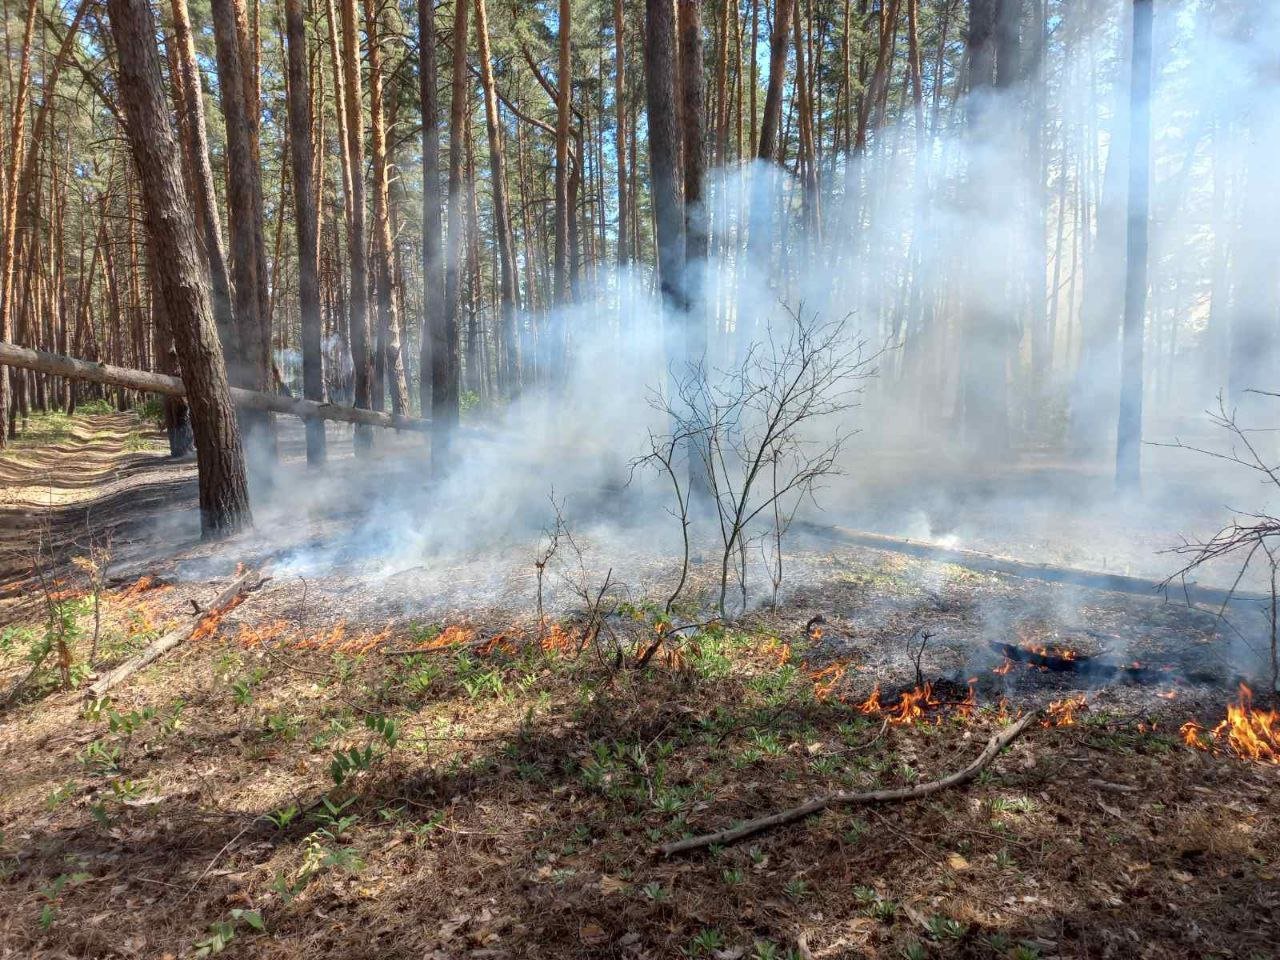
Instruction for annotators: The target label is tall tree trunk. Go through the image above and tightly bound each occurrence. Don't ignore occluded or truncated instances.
[339,0,374,451]
[474,0,520,393]
[680,0,707,319]
[11,0,91,365]
[994,0,1021,88]
[147,231,194,457]
[553,0,572,306]
[757,0,796,161]
[647,0,686,322]
[438,0,467,456]
[209,0,275,465]
[106,0,251,536]
[855,0,899,154]
[613,0,629,267]
[0,0,37,446]
[792,0,819,231]
[741,0,794,343]
[749,0,760,153]
[679,0,711,502]
[284,0,325,463]
[169,0,237,362]
[419,0,446,419]
[324,0,353,233]
[958,0,1008,453]
[1116,0,1152,491]
[366,0,409,416]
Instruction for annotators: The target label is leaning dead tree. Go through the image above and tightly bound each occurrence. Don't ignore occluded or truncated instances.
[0,343,432,434]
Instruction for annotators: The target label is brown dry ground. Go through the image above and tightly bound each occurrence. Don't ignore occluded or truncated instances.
[0,412,1278,960]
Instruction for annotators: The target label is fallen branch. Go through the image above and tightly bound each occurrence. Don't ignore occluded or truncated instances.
[86,567,265,699]
[657,709,1041,856]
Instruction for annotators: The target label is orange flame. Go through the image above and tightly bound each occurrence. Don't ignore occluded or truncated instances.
[1044,693,1087,727]
[190,595,244,643]
[118,574,169,600]
[993,657,1014,676]
[540,622,577,653]
[1180,720,1204,749]
[857,684,883,716]
[889,682,939,724]
[851,682,947,725]
[1027,643,1079,661]
[235,619,289,648]
[810,662,847,701]
[422,625,476,650]
[1184,684,1278,764]
[761,638,792,665]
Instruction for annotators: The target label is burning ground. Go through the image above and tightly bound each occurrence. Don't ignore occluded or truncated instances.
[1,414,1279,959]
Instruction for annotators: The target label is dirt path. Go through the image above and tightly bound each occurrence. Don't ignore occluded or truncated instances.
[0,412,196,610]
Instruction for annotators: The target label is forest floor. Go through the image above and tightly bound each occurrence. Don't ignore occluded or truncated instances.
[0,412,1278,959]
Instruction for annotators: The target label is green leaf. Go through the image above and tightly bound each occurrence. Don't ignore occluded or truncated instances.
[232,908,265,932]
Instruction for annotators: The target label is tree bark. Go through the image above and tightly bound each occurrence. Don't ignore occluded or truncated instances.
[169,0,237,362]
[209,0,275,466]
[365,0,409,417]
[646,0,686,315]
[284,0,326,464]
[0,342,433,432]
[854,0,899,154]
[439,0,468,457]
[553,0,572,306]
[474,0,520,393]
[419,0,446,419]
[680,0,707,304]
[104,0,251,537]
[757,0,795,161]
[613,0,629,267]
[1115,0,1152,491]
[0,0,37,447]
[339,0,374,451]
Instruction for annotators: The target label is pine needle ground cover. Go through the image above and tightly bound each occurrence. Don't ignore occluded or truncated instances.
[2,578,1277,959]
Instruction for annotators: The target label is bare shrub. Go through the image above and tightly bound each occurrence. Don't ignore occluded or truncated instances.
[1161,392,1280,700]
[645,304,878,616]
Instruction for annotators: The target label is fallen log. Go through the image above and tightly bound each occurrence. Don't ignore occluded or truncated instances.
[0,341,430,434]
[657,709,1040,856]
[800,522,1264,608]
[86,567,265,699]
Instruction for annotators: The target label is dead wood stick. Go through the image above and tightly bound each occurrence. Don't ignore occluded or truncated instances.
[86,568,265,699]
[657,710,1041,856]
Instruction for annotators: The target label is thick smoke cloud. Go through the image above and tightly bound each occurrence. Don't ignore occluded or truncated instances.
[241,0,1280,646]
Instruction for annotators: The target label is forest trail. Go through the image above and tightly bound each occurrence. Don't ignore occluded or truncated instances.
[0,412,195,605]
